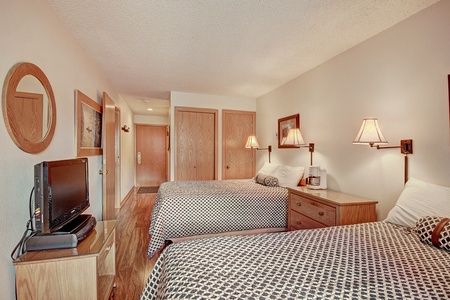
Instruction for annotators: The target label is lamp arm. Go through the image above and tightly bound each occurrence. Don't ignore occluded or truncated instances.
[297,143,314,165]
[374,145,401,150]
[370,139,413,154]
[254,145,272,163]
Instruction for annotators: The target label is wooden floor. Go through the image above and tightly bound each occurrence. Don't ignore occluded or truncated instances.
[114,189,160,300]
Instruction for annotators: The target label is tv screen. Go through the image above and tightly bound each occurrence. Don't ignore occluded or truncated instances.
[34,158,89,233]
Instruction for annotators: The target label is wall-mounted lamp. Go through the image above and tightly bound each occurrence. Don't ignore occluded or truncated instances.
[282,128,315,165]
[353,118,413,184]
[245,135,272,163]
[121,125,130,133]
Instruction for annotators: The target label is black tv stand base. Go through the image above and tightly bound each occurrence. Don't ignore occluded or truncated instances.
[57,214,97,241]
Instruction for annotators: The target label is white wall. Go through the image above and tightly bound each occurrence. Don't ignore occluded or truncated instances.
[170,91,256,180]
[117,96,136,202]
[257,0,450,221]
[0,0,134,298]
[134,114,170,125]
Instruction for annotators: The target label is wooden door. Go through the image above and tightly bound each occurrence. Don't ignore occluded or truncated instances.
[175,107,218,181]
[195,112,216,180]
[136,125,167,187]
[102,92,116,220]
[12,91,44,143]
[222,110,256,179]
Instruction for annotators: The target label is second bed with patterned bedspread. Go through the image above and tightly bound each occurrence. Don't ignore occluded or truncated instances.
[147,179,289,258]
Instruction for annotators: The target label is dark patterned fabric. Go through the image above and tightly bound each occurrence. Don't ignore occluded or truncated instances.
[141,222,450,299]
[255,173,279,186]
[416,216,450,251]
[148,179,288,258]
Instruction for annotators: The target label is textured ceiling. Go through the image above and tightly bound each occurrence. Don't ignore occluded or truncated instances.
[47,0,439,116]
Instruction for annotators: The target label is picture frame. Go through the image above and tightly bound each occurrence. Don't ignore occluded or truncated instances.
[278,113,300,148]
[76,90,103,156]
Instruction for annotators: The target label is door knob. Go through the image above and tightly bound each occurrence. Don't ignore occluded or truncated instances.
[226,165,230,170]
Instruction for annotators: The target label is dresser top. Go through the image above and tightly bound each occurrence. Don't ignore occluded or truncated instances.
[287,187,378,206]
[14,220,116,264]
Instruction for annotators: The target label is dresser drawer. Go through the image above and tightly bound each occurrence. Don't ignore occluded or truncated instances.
[98,232,114,262]
[290,194,336,226]
[290,210,327,230]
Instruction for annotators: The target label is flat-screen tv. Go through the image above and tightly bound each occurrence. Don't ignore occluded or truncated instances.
[34,158,89,234]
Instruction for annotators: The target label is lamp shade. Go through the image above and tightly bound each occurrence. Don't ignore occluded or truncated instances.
[245,135,260,148]
[282,128,306,146]
[353,118,388,145]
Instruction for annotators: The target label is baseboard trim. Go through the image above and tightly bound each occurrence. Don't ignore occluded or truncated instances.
[120,186,136,208]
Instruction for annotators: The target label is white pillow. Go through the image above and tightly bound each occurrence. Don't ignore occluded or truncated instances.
[385,178,450,228]
[274,165,304,187]
[256,162,279,176]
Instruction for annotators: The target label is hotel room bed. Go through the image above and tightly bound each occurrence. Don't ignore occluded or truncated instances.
[147,179,289,258]
[141,221,450,299]
[142,178,450,299]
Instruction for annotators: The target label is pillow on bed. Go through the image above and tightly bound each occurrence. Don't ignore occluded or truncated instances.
[274,165,304,187]
[254,173,279,187]
[256,162,280,176]
[416,216,450,251]
[385,178,450,228]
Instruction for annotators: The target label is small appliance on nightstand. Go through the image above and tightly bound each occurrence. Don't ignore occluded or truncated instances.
[306,166,327,190]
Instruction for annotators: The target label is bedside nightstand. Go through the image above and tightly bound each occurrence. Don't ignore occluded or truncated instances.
[287,187,377,231]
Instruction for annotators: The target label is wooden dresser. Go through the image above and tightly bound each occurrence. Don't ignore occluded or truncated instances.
[13,220,116,300]
[287,187,377,231]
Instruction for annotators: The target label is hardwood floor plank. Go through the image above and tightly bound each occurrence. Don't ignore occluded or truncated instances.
[115,190,159,300]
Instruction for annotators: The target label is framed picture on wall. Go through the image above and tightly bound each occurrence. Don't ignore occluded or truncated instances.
[76,90,103,156]
[278,113,300,148]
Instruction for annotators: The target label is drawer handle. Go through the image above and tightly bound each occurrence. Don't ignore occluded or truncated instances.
[318,212,324,216]
[296,221,301,225]
[296,202,302,206]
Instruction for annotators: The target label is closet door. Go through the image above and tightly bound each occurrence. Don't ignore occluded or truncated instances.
[175,107,218,181]
[222,110,256,179]
[195,111,216,180]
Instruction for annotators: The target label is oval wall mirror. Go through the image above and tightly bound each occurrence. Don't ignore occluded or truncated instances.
[2,63,57,153]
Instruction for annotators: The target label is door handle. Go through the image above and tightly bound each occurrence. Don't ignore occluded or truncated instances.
[137,152,142,165]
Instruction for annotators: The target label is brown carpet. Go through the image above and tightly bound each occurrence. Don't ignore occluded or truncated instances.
[137,186,159,194]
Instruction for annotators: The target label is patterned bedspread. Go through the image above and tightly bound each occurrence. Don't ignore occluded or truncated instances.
[141,222,450,299]
[147,179,289,258]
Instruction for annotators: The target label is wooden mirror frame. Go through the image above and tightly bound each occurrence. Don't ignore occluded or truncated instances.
[2,63,57,153]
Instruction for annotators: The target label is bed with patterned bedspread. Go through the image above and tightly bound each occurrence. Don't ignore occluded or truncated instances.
[141,221,450,299]
[147,179,289,258]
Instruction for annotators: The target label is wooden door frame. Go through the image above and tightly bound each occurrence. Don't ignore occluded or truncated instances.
[102,92,116,221]
[174,106,218,180]
[222,109,256,179]
[114,107,121,210]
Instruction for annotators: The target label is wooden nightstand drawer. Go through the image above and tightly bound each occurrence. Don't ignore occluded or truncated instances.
[287,187,378,231]
[290,210,327,230]
[290,194,336,226]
